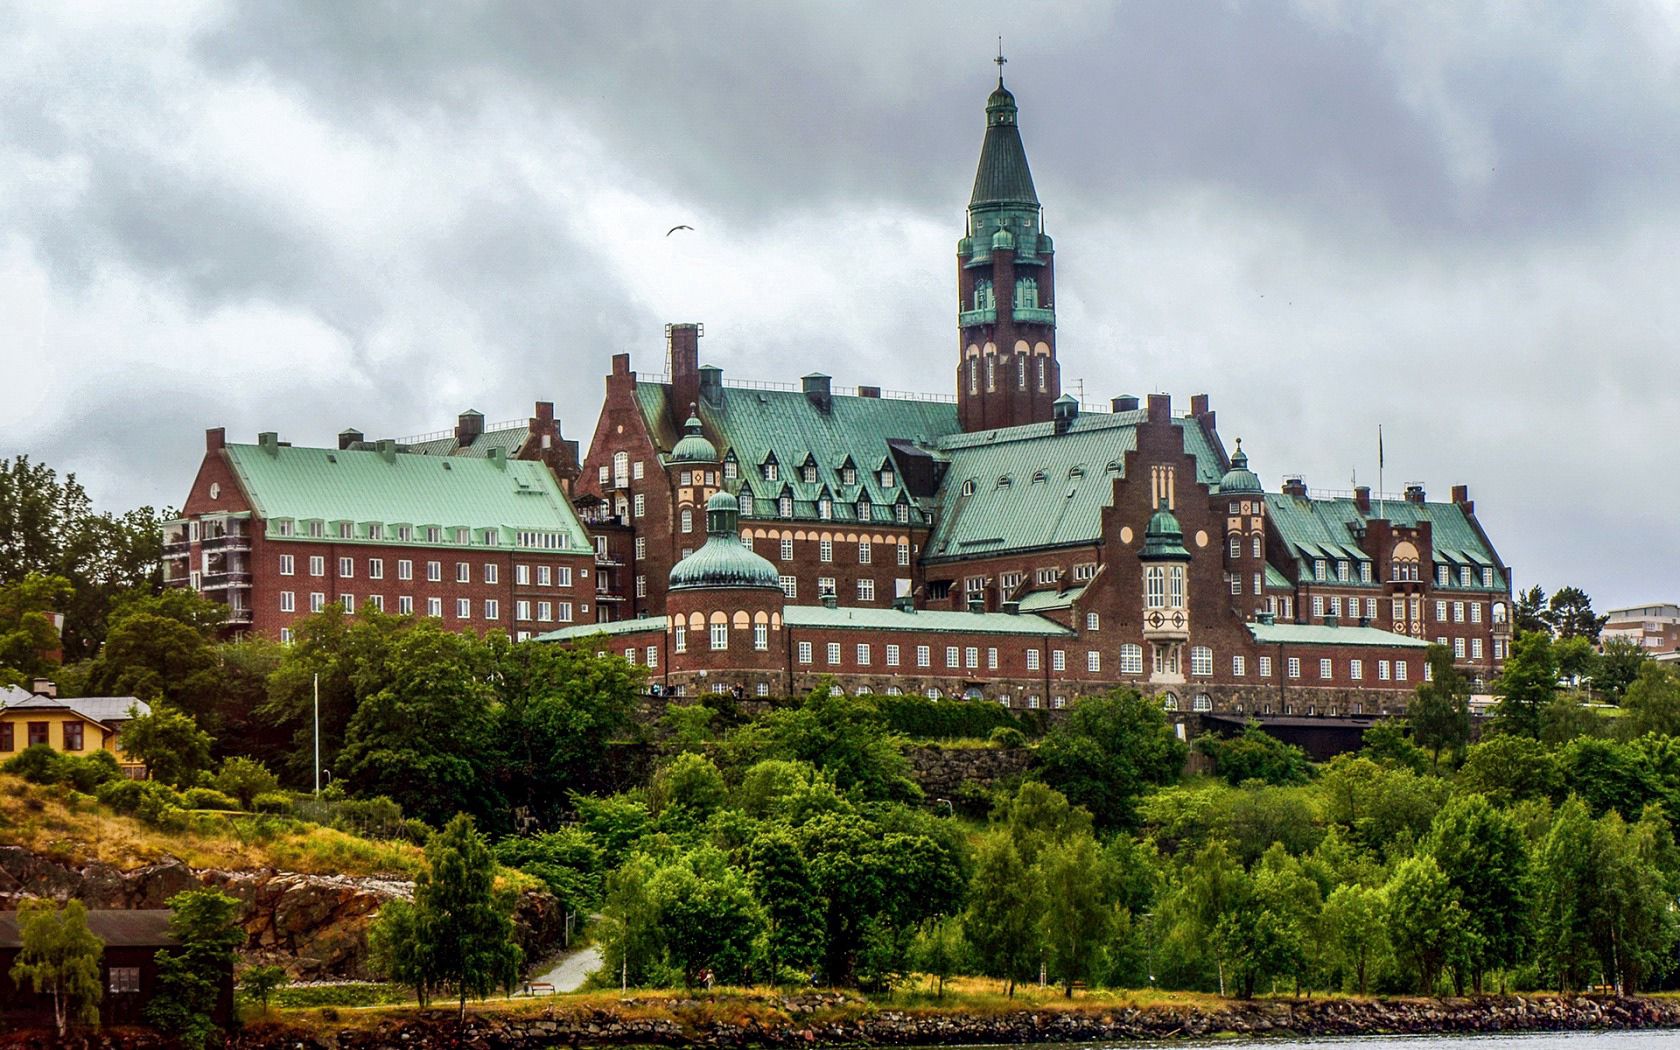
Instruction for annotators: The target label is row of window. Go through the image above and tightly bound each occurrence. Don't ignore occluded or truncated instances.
[965,352,1051,395]
[276,591,574,623]
[606,452,900,494]
[0,720,82,751]
[1308,594,1496,626]
[272,519,514,547]
[1311,556,1499,589]
[672,622,770,652]
[277,554,574,587]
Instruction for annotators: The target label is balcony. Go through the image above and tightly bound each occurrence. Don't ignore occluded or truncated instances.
[200,571,253,591]
[224,607,254,625]
[1141,607,1190,641]
[199,531,251,553]
[957,307,997,326]
[1013,306,1057,326]
[594,592,627,603]
[595,552,624,568]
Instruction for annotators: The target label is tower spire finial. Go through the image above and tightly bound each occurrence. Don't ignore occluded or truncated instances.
[995,37,1006,85]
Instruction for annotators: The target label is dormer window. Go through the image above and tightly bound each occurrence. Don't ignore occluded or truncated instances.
[895,502,910,524]
[740,493,754,516]
[857,500,871,521]
[880,468,895,489]
[840,465,857,486]
[961,479,977,496]
[1314,559,1327,581]
[818,498,832,520]
[778,495,793,517]
[802,464,817,484]
[1032,469,1047,483]
[724,459,737,481]
[762,457,778,482]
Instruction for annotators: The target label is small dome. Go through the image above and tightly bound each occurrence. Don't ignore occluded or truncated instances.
[1140,503,1192,561]
[1220,438,1263,494]
[991,226,1016,251]
[957,236,973,256]
[669,411,717,464]
[669,490,780,592]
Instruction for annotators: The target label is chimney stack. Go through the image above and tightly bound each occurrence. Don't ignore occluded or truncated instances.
[338,428,363,450]
[699,364,724,406]
[1146,393,1172,424]
[1405,483,1427,504]
[802,373,832,412]
[668,323,702,427]
[1112,395,1140,412]
[206,427,226,452]
[1354,486,1371,514]
[456,410,484,446]
[1282,475,1308,499]
[30,678,56,698]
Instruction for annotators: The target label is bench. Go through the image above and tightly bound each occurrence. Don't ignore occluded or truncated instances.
[525,982,556,996]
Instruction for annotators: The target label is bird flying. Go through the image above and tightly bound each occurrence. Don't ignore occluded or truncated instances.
[666,224,694,236]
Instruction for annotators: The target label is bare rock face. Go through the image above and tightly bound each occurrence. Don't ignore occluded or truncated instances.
[0,847,564,981]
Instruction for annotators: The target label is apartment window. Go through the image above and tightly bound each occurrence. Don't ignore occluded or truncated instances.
[917,645,931,667]
[1052,649,1066,671]
[897,542,910,567]
[1472,637,1484,659]
[484,563,499,585]
[1435,600,1448,621]
[1313,596,1325,618]
[819,539,833,563]
[273,589,294,614]
[946,646,960,669]
[455,528,470,545]
[516,564,530,585]
[1232,654,1246,676]
[856,540,873,565]
[537,601,552,621]
[856,643,871,665]
[449,598,467,618]
[339,522,353,539]
[398,596,413,615]
[1121,644,1143,674]
[310,592,325,613]
[517,600,532,621]
[676,626,689,653]
[982,647,996,670]
[556,566,572,587]
[397,559,413,581]
[826,642,841,665]
[279,554,294,576]
[1254,572,1263,596]
[1396,661,1409,681]
[633,536,647,562]
[754,624,769,651]
[279,628,293,645]
[857,579,875,602]
[341,594,355,613]
[1086,651,1101,672]
[779,576,797,599]
[457,562,471,583]
[1073,563,1097,582]
[1191,646,1213,676]
[965,646,980,670]
[1351,659,1364,680]
[1378,660,1391,681]
[886,644,900,667]
[1319,658,1333,679]
[1471,603,1482,624]
[1169,566,1185,608]
[1086,612,1099,631]
[818,576,836,598]
[1453,601,1464,623]
[427,561,442,582]
[1454,637,1467,658]
[309,555,325,577]
[636,575,647,598]
[646,645,658,667]
[1288,657,1302,679]
[367,595,384,612]
[1230,574,1242,596]
[632,494,645,519]
[1026,649,1041,671]
[1259,655,1272,677]
[428,597,443,618]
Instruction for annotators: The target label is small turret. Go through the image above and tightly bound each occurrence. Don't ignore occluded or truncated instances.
[669,407,718,464]
[1219,438,1263,494]
[1140,503,1192,561]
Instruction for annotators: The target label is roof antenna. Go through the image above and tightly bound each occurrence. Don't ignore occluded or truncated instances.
[995,36,1007,85]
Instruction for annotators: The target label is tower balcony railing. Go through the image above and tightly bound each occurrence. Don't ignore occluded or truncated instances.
[199,532,251,553]
[223,607,254,625]
[200,571,253,591]
[957,307,997,326]
[1012,306,1057,325]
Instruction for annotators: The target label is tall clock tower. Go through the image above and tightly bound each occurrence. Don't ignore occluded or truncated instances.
[956,57,1061,432]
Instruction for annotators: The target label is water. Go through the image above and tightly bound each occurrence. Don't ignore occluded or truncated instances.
[983,1035,1675,1050]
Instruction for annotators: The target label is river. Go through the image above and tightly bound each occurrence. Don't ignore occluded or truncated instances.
[977,1035,1676,1050]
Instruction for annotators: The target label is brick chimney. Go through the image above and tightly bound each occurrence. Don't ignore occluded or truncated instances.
[1146,393,1172,424]
[1405,483,1427,504]
[456,410,484,446]
[1282,476,1308,499]
[338,428,363,450]
[1354,486,1371,514]
[206,427,226,452]
[668,323,702,428]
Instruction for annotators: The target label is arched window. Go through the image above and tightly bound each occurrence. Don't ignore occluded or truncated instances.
[1168,565,1186,609]
[1014,277,1038,309]
[1037,357,1047,392]
[1229,536,1241,559]
[986,356,996,391]
[1192,693,1213,712]
[1017,354,1027,390]
[1161,692,1180,712]
[973,278,993,311]
[680,509,693,533]
[1492,602,1507,624]
[612,451,629,485]
[1252,534,1262,558]
[968,358,979,395]
[1145,566,1166,609]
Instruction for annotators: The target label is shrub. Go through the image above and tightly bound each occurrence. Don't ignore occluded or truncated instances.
[96,778,189,827]
[250,792,293,815]
[214,757,280,809]
[3,744,66,784]
[64,750,121,792]
[989,726,1028,749]
[875,696,1028,741]
[183,787,241,811]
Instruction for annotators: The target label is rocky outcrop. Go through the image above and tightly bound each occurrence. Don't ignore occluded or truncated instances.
[0,847,561,981]
[905,745,1034,798]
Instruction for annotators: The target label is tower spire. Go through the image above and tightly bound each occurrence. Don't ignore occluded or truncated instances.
[995,37,1006,85]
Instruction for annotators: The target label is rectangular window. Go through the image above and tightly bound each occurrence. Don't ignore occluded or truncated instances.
[1435,600,1448,622]
[517,600,532,621]
[965,646,979,670]
[987,647,998,670]
[1396,660,1409,681]
[537,601,552,621]
[633,494,645,518]
[309,555,325,577]
[636,575,647,597]
[1360,562,1372,583]
[1312,596,1325,617]
[279,554,294,576]
[1350,659,1363,680]
[1233,654,1246,676]
[427,560,442,582]
[1337,560,1350,582]
[820,539,833,563]
[365,558,382,580]
[456,598,471,619]
[946,646,960,669]
[1288,657,1302,679]
[367,594,384,612]
[310,592,325,613]
[1453,601,1464,623]
[1319,658,1333,679]
[108,967,141,994]
[859,541,872,564]
[26,722,48,747]
[1330,597,1342,617]
[711,623,729,650]
[556,566,572,587]
[1121,644,1143,674]
[341,594,354,612]
[1052,650,1066,672]
[1230,574,1241,596]
[338,556,353,578]
[1471,603,1482,623]
[897,543,910,567]
[857,579,875,602]
[457,562,471,583]
[280,591,295,613]
[516,564,530,585]
[1191,646,1213,676]
[827,642,842,665]
[886,644,900,667]
[1026,649,1041,671]
[428,597,443,618]
[1454,637,1466,658]
[818,576,836,598]
[1314,559,1327,581]
[1086,651,1101,672]
[781,537,794,561]
[62,721,83,751]
[1472,637,1484,659]
[646,645,658,667]
[779,576,797,599]
[555,602,572,622]
[1378,660,1391,681]
[754,624,769,651]
[484,563,499,585]
[396,559,412,581]
[676,626,689,653]
[1259,655,1272,677]
[398,596,413,615]
[857,643,871,665]
[917,645,931,668]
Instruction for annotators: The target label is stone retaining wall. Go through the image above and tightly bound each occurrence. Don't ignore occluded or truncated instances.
[904,745,1035,798]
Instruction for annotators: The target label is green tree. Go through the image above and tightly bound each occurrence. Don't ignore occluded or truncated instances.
[1318,755,1448,854]
[1514,585,1549,635]
[1427,794,1529,992]
[336,624,502,827]
[748,828,824,982]
[418,814,522,1019]
[1385,854,1470,994]
[1358,719,1430,773]
[368,898,433,1005]
[1546,586,1608,642]
[238,964,288,1012]
[1622,662,1680,738]
[118,704,213,788]
[83,589,227,720]
[650,847,764,987]
[1036,688,1187,830]
[965,834,1041,996]
[1456,734,1561,805]
[147,889,243,1050]
[212,756,280,809]
[494,829,606,919]
[9,899,103,1036]
[1597,638,1649,703]
[1540,693,1610,746]
[1532,797,1601,991]
[598,853,664,987]
[1495,631,1558,738]
[648,751,728,822]
[997,779,1093,867]
[1320,883,1386,994]
[1167,839,1246,995]
[1598,805,1680,992]
[909,916,967,999]
[1195,722,1313,786]
[1557,737,1659,818]
[1554,635,1600,686]
[1039,833,1113,996]
[754,686,919,801]
[1410,645,1472,764]
[0,573,73,678]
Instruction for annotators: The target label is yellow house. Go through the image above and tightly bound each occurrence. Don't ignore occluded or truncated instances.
[0,687,151,779]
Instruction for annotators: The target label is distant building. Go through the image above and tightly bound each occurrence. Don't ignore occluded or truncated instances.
[1602,603,1680,654]
[0,684,151,778]
[0,909,232,1031]
[165,424,597,641]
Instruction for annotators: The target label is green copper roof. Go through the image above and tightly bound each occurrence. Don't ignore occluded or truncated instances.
[925,411,1223,562]
[971,80,1039,208]
[669,489,781,591]
[224,442,591,552]
[1264,493,1507,592]
[1248,622,1431,649]
[536,616,668,643]
[669,415,718,464]
[1218,439,1263,494]
[1140,505,1192,561]
[783,604,1074,637]
[633,382,958,525]
[401,427,526,461]
[1016,585,1087,613]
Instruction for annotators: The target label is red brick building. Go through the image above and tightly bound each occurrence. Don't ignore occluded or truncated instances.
[166,423,596,642]
[555,72,1513,716]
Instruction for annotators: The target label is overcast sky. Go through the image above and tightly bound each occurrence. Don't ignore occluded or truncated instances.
[2,2,1676,611]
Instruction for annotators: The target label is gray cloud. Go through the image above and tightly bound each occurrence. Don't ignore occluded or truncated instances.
[2,1,1676,610]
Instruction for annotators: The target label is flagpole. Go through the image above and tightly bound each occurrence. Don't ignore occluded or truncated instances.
[1377,425,1385,520]
[313,672,321,798]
